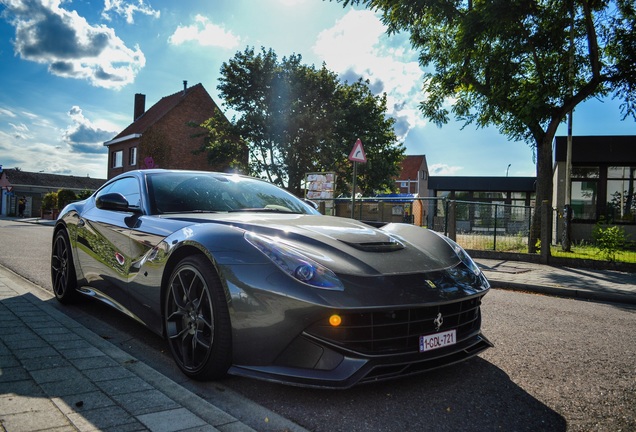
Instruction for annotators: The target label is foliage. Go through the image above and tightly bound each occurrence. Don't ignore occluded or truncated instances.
[551,243,636,264]
[41,192,57,210]
[592,218,629,262]
[56,189,77,209]
[195,114,249,173]
[335,0,636,252]
[209,46,405,196]
[76,189,93,200]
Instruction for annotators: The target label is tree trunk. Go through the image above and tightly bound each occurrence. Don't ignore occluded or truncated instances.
[528,133,555,255]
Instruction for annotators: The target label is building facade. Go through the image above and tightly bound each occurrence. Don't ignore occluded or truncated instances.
[104,82,246,179]
[0,168,105,218]
[553,135,636,240]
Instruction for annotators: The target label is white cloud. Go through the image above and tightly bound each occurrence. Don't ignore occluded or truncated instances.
[102,0,160,24]
[0,105,109,177]
[8,122,31,140]
[2,0,145,89]
[313,10,427,140]
[429,163,464,176]
[62,106,116,153]
[169,15,241,49]
[0,107,17,118]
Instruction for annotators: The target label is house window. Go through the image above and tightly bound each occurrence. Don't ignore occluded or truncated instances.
[129,147,137,166]
[112,150,123,168]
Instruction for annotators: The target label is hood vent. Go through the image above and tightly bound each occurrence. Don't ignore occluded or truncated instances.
[339,239,404,252]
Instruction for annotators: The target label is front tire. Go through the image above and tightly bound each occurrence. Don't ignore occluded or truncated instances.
[164,255,232,380]
[51,229,78,304]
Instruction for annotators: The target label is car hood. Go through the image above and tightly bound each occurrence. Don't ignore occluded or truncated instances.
[165,213,460,276]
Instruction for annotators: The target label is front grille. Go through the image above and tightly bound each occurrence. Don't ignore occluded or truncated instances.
[306,296,483,355]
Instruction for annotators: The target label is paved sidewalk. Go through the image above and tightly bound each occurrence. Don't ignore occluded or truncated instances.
[476,258,636,305]
[0,267,308,432]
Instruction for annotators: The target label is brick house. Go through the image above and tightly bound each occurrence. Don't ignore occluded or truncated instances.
[395,155,429,195]
[104,81,246,179]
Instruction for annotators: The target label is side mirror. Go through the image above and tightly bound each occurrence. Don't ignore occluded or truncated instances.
[96,193,138,213]
[303,199,319,210]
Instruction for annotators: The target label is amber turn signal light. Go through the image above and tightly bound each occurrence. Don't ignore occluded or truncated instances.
[329,314,342,327]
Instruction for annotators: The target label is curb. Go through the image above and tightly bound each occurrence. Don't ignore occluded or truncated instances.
[488,280,636,306]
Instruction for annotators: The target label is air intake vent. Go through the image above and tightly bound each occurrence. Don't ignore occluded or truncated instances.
[339,240,404,252]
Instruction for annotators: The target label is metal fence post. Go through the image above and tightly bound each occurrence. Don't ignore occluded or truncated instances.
[493,204,498,251]
[448,201,456,241]
[444,198,449,236]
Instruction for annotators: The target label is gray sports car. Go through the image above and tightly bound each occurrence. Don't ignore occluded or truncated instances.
[51,169,492,388]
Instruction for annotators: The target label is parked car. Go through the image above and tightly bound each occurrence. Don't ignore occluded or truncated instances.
[50,169,492,388]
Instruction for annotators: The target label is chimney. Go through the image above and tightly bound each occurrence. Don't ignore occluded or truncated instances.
[134,93,146,121]
[183,80,188,96]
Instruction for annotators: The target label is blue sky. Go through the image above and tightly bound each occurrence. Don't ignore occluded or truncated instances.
[0,0,633,180]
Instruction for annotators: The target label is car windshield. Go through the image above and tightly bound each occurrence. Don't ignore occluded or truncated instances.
[146,172,319,215]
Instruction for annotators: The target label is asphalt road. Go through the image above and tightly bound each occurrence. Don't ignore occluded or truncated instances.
[0,219,634,431]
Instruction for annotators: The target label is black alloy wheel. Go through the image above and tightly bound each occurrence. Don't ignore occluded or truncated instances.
[164,255,232,380]
[51,230,78,304]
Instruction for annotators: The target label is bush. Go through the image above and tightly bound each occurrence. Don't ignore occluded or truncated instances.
[57,189,77,209]
[77,189,93,200]
[41,192,58,210]
[592,218,629,262]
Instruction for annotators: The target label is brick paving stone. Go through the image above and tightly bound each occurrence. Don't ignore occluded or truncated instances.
[112,389,180,416]
[137,407,208,432]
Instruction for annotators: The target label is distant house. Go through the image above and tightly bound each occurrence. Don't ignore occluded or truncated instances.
[395,155,429,195]
[0,168,105,218]
[103,81,246,179]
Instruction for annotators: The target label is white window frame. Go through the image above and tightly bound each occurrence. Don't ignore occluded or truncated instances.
[129,147,137,166]
[112,150,123,168]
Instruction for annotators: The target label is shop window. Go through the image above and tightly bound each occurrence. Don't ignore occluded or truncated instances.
[606,166,636,223]
[473,191,506,200]
[570,166,599,220]
[571,180,597,220]
[572,166,599,178]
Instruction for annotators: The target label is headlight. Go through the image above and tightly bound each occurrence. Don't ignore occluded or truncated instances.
[440,235,482,277]
[245,232,344,290]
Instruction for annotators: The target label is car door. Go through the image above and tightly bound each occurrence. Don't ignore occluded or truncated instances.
[75,176,142,310]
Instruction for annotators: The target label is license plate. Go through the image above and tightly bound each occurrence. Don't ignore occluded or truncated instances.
[419,329,456,352]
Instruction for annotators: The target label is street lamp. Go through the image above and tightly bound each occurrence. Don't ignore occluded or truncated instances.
[506,164,511,177]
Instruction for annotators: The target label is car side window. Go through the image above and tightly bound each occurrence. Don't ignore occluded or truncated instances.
[97,177,141,209]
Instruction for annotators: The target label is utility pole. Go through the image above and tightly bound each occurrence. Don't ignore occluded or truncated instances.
[562,0,575,252]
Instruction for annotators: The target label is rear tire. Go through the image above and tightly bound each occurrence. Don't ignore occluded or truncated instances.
[50,230,78,304]
[164,255,232,380]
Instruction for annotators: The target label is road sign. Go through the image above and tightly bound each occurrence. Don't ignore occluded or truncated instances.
[348,138,367,163]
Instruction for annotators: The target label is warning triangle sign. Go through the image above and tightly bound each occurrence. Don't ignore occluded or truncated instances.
[348,138,367,163]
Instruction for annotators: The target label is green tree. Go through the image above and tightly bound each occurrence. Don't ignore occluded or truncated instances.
[207,46,404,196]
[336,0,636,253]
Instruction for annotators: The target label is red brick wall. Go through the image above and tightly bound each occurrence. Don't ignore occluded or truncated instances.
[148,86,214,171]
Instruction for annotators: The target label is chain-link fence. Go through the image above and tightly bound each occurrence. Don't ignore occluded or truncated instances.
[328,197,532,252]
[447,201,533,252]
[317,196,635,264]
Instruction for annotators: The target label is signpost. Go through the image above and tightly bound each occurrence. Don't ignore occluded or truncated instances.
[348,138,367,219]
